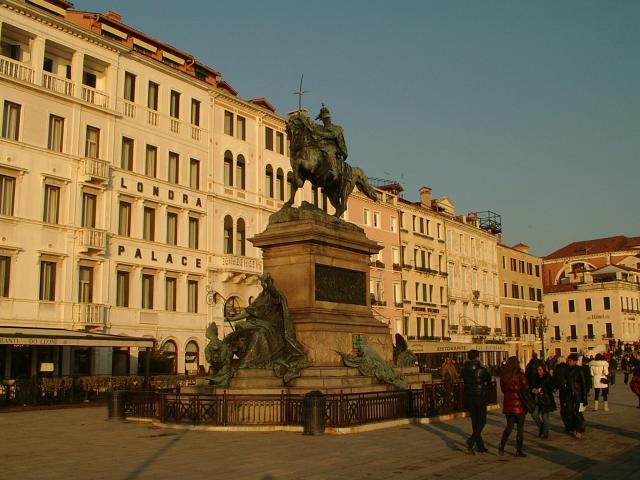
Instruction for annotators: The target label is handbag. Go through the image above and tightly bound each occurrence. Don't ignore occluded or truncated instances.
[601,376,609,385]
[518,375,537,412]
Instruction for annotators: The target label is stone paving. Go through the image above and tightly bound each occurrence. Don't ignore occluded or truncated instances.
[1,383,638,480]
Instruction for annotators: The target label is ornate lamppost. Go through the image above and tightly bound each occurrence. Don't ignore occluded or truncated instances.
[537,303,548,360]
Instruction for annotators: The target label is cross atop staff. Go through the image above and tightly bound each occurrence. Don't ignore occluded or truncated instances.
[292,74,309,111]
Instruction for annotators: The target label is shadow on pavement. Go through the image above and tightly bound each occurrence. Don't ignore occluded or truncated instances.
[124,430,189,480]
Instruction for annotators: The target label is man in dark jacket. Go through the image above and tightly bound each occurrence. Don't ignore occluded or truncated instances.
[565,354,588,439]
[553,359,571,432]
[462,349,492,454]
[525,353,542,384]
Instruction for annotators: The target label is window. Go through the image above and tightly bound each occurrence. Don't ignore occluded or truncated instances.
[188,280,198,313]
[85,126,100,158]
[265,165,274,197]
[143,207,155,241]
[570,325,577,339]
[2,101,21,140]
[604,296,611,310]
[363,209,370,226]
[82,192,97,228]
[189,217,199,249]
[190,99,200,126]
[510,258,517,271]
[568,299,575,313]
[43,184,60,224]
[286,172,293,200]
[527,263,533,275]
[585,298,592,312]
[39,261,56,301]
[587,324,594,338]
[553,325,560,340]
[390,217,397,233]
[535,265,540,277]
[118,201,131,236]
[224,110,234,136]
[166,212,178,245]
[165,277,176,311]
[124,72,136,102]
[276,131,284,154]
[236,115,246,140]
[116,271,129,307]
[502,256,506,269]
[78,266,93,303]
[169,90,180,118]
[189,158,200,190]
[142,274,154,309]
[276,169,285,201]
[265,126,274,151]
[1,42,20,60]
[236,155,246,190]
[145,145,157,178]
[605,322,613,338]
[224,215,233,254]
[47,115,64,152]
[121,137,134,171]
[168,152,179,184]
[529,287,536,301]
[236,218,245,256]
[503,283,508,297]
[536,289,542,302]
[82,71,96,87]
[511,284,519,299]
[224,151,233,186]
[373,211,381,228]
[147,81,159,110]
[0,256,10,297]
[552,300,559,313]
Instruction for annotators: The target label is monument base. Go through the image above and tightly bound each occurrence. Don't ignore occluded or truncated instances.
[251,203,393,366]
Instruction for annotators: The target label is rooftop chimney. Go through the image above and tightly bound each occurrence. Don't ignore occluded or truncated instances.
[106,11,122,22]
[419,186,432,208]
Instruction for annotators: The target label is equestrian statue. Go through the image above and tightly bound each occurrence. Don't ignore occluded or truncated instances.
[285,104,378,217]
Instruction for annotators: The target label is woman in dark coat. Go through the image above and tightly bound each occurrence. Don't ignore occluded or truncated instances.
[499,356,529,457]
[530,364,556,438]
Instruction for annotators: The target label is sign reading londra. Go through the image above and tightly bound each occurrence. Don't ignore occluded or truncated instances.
[315,264,367,305]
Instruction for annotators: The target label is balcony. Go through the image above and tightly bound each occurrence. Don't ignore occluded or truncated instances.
[42,71,74,97]
[81,84,109,108]
[566,336,578,342]
[212,255,263,282]
[73,303,108,329]
[583,334,596,341]
[0,55,34,84]
[601,333,615,339]
[448,324,459,334]
[78,228,107,254]
[550,337,561,343]
[81,157,110,184]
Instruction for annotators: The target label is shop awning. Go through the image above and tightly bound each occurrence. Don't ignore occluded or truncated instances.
[408,340,510,354]
[0,326,155,348]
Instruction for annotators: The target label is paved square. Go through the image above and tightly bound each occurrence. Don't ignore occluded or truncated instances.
[1,383,638,479]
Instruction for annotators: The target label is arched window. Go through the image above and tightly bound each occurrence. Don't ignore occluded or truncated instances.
[286,172,293,201]
[160,340,177,374]
[184,341,199,374]
[224,215,234,254]
[276,168,285,201]
[224,150,233,186]
[236,218,246,256]
[224,296,242,317]
[236,155,246,190]
[265,165,274,198]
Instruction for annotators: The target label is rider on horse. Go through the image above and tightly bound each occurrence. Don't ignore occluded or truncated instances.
[311,104,348,187]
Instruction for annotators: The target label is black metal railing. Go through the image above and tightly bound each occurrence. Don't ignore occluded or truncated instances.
[121,380,497,428]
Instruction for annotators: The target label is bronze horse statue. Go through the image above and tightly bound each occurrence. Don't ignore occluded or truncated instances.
[285,110,378,217]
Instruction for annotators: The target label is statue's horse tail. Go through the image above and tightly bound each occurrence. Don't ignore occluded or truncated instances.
[352,167,378,202]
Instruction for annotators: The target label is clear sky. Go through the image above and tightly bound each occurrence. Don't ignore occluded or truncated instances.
[78,0,639,256]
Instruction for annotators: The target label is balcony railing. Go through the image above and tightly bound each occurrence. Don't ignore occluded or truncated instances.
[191,125,204,141]
[0,55,34,84]
[215,255,263,274]
[121,99,136,118]
[42,71,74,97]
[81,84,109,108]
[169,118,180,134]
[73,303,108,327]
[584,334,596,341]
[78,228,106,252]
[82,157,110,182]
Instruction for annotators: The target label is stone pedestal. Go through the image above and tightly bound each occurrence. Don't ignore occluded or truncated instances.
[250,205,393,366]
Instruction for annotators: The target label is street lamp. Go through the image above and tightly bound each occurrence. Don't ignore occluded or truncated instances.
[537,303,548,360]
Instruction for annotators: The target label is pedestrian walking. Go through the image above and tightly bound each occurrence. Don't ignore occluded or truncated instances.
[525,352,542,385]
[590,353,610,411]
[442,357,460,384]
[565,354,588,439]
[498,356,528,457]
[608,356,617,385]
[621,355,630,385]
[461,349,492,455]
[553,356,571,432]
[530,364,556,438]
[630,366,640,408]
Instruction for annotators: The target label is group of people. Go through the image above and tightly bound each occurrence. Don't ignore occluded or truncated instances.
[461,349,640,457]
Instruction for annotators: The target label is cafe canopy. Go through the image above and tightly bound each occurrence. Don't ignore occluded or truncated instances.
[0,326,155,348]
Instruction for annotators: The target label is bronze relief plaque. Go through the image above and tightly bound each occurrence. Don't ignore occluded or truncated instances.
[315,264,366,305]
